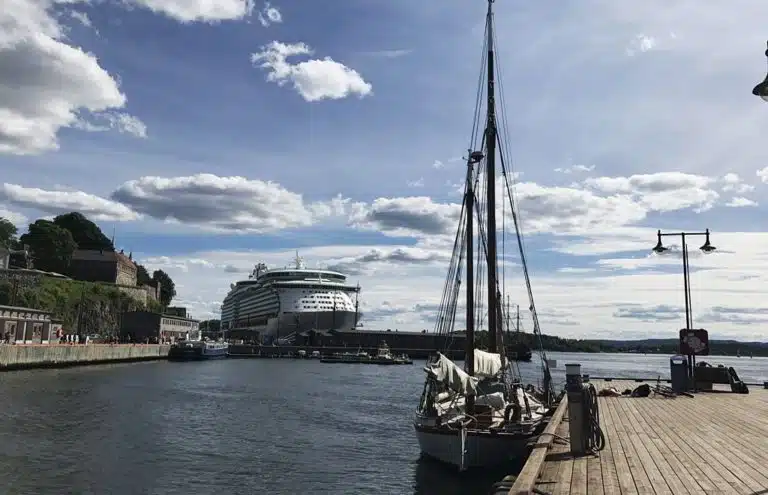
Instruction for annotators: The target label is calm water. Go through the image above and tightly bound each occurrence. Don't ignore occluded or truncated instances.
[0,353,765,495]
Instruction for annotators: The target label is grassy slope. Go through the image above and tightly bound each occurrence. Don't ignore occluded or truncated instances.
[0,277,161,335]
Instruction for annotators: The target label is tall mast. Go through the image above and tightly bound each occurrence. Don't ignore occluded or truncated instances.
[465,155,476,413]
[485,0,499,353]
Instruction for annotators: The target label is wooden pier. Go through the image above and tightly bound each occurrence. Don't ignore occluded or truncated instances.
[509,379,768,495]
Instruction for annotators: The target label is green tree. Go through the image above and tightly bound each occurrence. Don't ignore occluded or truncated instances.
[20,220,78,273]
[152,269,176,307]
[136,264,152,285]
[0,217,17,246]
[53,212,114,251]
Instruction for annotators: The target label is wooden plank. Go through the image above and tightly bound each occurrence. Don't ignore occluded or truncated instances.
[615,392,692,494]
[633,394,746,494]
[594,394,620,495]
[649,393,768,493]
[508,396,569,494]
[604,397,654,494]
[527,379,768,495]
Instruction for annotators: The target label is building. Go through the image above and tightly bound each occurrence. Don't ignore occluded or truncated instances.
[69,249,137,286]
[0,304,57,344]
[164,307,188,318]
[120,311,200,343]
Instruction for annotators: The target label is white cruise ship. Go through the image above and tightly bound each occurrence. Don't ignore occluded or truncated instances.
[220,252,361,343]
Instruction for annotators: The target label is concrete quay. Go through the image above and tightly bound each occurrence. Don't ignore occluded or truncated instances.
[0,344,171,371]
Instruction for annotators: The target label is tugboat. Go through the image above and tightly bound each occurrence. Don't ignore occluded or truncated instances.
[168,338,229,361]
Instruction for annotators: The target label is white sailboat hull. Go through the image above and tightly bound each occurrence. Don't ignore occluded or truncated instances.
[414,424,533,471]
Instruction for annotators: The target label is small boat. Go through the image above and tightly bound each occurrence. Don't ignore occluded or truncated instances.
[168,338,229,361]
[320,341,412,365]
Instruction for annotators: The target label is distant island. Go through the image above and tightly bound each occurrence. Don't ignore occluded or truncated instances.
[198,321,768,357]
[466,330,767,357]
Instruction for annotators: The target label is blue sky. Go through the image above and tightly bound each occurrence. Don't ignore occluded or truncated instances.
[2,0,768,340]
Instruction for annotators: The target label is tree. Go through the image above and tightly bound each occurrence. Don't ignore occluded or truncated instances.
[0,217,17,246]
[53,212,114,251]
[136,264,152,285]
[152,269,176,307]
[20,220,78,273]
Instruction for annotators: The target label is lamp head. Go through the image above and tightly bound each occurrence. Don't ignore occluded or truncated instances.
[652,230,668,254]
[700,229,716,253]
[753,41,768,102]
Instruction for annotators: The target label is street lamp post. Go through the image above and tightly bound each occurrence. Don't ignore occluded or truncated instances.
[752,40,768,102]
[652,229,716,386]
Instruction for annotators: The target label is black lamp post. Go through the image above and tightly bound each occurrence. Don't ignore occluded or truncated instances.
[752,40,768,102]
[652,229,715,386]
[653,229,715,330]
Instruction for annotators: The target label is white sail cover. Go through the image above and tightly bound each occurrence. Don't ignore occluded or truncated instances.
[425,353,477,395]
[474,349,503,378]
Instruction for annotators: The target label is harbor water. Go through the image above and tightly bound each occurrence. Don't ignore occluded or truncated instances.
[0,353,765,495]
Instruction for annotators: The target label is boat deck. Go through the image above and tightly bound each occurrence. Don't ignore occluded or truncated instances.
[509,379,768,495]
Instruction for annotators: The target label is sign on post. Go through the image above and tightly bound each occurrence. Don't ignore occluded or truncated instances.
[679,329,709,356]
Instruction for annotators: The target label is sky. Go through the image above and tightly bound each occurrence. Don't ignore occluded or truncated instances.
[2,0,768,341]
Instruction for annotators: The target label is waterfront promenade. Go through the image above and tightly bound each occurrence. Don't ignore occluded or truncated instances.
[509,379,768,494]
[0,343,171,371]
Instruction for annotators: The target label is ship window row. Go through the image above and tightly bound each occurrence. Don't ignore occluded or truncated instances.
[161,318,195,327]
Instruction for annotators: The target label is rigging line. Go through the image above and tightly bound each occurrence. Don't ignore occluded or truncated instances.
[491,19,529,258]
[499,149,552,392]
[468,16,490,156]
[433,174,468,339]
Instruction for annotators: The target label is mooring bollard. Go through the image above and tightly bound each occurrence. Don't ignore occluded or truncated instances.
[566,363,586,455]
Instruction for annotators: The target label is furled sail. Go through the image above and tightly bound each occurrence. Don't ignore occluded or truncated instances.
[474,349,502,378]
[425,353,478,395]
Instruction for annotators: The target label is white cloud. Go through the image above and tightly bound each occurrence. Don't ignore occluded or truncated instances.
[625,34,658,56]
[582,172,718,213]
[350,196,460,237]
[554,164,595,174]
[432,160,445,169]
[250,41,372,102]
[757,167,768,183]
[68,10,92,28]
[725,196,758,208]
[257,1,282,27]
[74,112,148,138]
[0,0,138,155]
[0,207,28,228]
[110,173,322,232]
[1,183,138,221]
[720,173,755,194]
[407,178,424,188]
[127,0,254,23]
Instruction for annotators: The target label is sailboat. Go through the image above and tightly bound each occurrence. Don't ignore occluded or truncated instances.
[413,0,558,471]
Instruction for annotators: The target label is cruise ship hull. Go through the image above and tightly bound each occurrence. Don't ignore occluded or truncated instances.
[264,310,359,338]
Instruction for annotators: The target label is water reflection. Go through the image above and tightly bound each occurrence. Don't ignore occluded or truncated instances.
[411,455,524,495]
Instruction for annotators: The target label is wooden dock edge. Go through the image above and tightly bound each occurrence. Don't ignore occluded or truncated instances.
[508,396,569,495]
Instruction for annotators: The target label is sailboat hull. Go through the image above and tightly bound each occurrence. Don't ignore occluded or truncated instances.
[413,423,534,471]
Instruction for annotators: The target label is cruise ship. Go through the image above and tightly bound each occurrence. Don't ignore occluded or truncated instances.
[220,253,361,343]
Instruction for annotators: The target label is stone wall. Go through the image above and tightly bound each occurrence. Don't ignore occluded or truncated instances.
[0,344,171,370]
[116,285,149,305]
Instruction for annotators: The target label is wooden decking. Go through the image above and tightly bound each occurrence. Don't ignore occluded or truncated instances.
[512,379,768,495]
